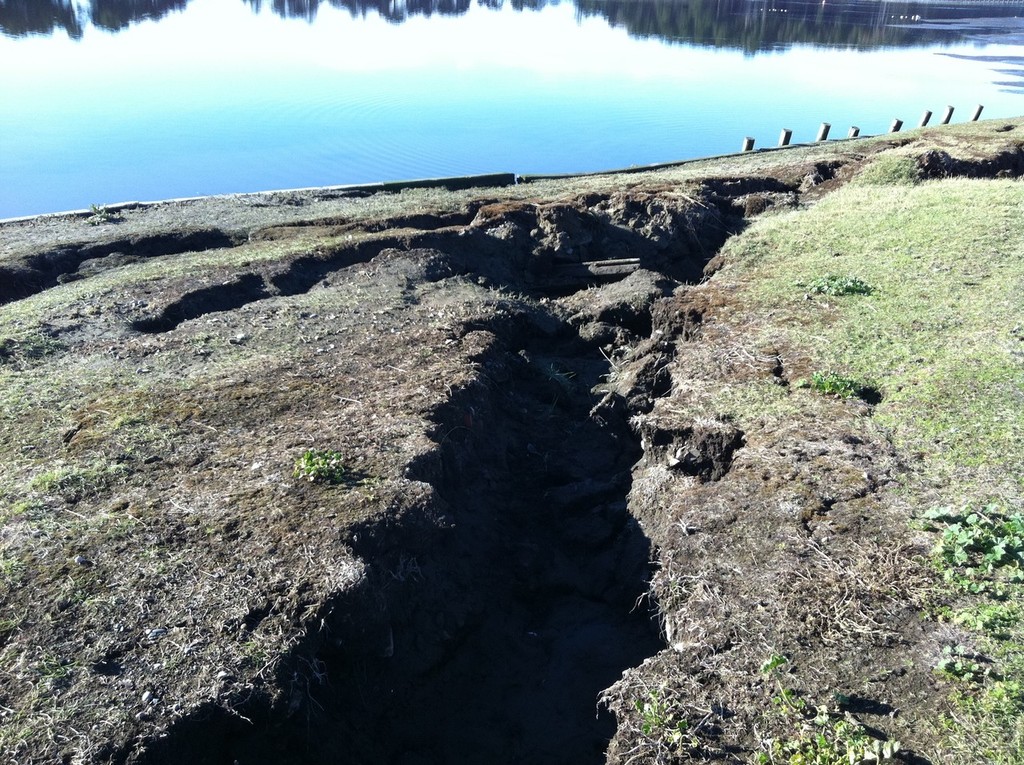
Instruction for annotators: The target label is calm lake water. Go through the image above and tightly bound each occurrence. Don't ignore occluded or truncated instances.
[2,0,1024,218]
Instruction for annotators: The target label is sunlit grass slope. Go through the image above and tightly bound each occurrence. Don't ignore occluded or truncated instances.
[718,169,1024,763]
[728,170,1023,500]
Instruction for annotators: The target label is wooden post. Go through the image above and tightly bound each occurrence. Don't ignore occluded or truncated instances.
[848,126,860,138]
[920,110,932,127]
[779,129,793,147]
[816,123,831,142]
[971,105,984,121]
[890,119,903,133]
[742,137,755,152]
[941,105,955,124]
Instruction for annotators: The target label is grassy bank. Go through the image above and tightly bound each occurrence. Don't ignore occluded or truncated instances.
[711,165,1024,762]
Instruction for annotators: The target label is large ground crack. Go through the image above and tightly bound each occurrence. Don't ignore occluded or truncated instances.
[61,176,798,764]
[0,228,243,306]
[130,183,752,334]
[130,297,666,765]
[332,327,665,763]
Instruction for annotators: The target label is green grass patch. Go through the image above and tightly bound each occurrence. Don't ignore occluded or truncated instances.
[29,459,128,503]
[723,179,1024,497]
[293,449,349,484]
[797,274,874,296]
[850,154,920,187]
[0,556,26,592]
[716,176,1024,761]
[0,335,65,368]
[922,503,1024,761]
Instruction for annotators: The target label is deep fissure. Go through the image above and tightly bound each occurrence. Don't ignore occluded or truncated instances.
[332,324,667,763]
[131,301,669,765]
[0,228,243,306]
[122,182,758,764]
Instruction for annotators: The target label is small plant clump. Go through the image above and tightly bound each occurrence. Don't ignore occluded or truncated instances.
[760,653,790,674]
[293,448,349,484]
[626,684,704,759]
[757,714,902,765]
[635,687,691,748]
[799,275,874,297]
[33,653,76,683]
[807,371,863,399]
[923,505,1024,593]
[758,655,902,764]
[936,645,988,683]
[86,204,119,225]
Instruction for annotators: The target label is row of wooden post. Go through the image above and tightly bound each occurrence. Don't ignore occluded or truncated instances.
[742,104,985,152]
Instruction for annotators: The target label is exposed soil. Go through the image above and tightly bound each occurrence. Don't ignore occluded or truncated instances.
[1,122,1023,765]
[130,284,668,765]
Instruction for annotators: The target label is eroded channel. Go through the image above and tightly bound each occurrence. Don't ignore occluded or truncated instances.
[134,303,666,765]
[122,182,756,764]
[339,320,665,763]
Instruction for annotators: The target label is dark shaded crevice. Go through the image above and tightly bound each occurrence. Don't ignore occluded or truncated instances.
[128,306,665,765]
[123,707,256,763]
[253,209,479,239]
[264,232,480,296]
[131,238,400,333]
[265,240,397,295]
[360,209,478,232]
[916,145,1024,179]
[130,177,782,338]
[321,323,665,764]
[131,274,271,333]
[131,189,736,334]
[463,186,744,291]
[89,651,124,677]
[132,236,455,333]
[0,228,243,306]
[702,176,798,197]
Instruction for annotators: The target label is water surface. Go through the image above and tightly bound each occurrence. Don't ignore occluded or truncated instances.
[2,0,1024,218]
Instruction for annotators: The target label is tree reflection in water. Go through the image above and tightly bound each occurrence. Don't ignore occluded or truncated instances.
[575,0,958,52]
[4,0,1024,49]
[0,0,84,38]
